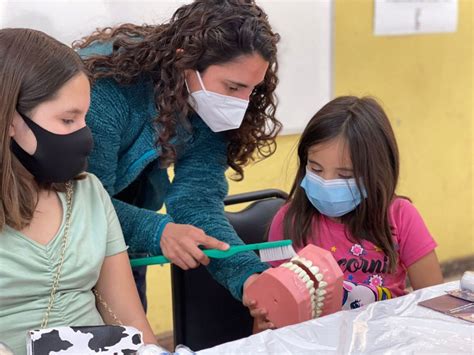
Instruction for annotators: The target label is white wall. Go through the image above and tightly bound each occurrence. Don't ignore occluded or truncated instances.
[0,0,332,134]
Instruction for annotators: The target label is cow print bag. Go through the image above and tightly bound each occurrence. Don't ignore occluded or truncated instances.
[26,183,145,355]
[27,326,143,355]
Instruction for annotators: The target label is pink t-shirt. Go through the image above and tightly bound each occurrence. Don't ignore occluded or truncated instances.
[268,198,437,310]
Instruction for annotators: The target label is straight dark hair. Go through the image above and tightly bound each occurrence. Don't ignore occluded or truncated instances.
[0,28,86,230]
[284,96,401,273]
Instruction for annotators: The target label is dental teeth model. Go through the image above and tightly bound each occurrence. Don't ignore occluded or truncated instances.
[246,245,343,328]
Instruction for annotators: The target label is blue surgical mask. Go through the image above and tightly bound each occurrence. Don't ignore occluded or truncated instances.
[300,169,366,217]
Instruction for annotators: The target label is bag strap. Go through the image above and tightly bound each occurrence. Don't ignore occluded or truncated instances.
[41,181,123,329]
[41,181,74,329]
[40,181,123,328]
[93,288,123,326]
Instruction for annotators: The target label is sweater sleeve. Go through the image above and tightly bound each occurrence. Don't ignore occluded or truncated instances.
[86,79,172,256]
[165,119,269,301]
[111,199,172,255]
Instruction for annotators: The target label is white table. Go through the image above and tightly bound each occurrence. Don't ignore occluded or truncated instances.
[199,281,473,354]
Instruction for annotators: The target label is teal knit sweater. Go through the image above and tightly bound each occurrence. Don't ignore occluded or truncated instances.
[82,48,268,300]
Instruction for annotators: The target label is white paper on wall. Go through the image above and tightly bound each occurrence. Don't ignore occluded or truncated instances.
[374,0,458,36]
[0,0,333,135]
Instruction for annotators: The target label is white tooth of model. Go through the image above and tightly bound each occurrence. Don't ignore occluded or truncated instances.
[316,309,322,316]
[310,266,319,275]
[293,269,303,279]
[302,275,310,282]
[318,296,325,302]
[307,280,314,288]
[315,273,323,282]
[319,281,328,288]
[317,288,327,296]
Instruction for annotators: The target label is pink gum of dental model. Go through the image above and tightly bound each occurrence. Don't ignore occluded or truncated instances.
[246,244,344,328]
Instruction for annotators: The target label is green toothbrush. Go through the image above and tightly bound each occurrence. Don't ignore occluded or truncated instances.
[130,239,295,267]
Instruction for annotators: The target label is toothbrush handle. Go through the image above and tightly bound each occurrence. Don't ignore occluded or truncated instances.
[206,240,291,257]
[130,246,250,267]
[130,240,293,267]
[129,247,231,267]
[131,254,169,267]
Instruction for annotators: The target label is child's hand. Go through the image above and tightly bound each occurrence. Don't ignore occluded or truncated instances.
[243,274,275,333]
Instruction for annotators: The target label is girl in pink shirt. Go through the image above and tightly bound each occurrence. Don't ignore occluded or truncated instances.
[268,96,443,311]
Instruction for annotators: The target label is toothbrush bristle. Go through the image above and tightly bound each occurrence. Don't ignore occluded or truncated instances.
[260,245,296,263]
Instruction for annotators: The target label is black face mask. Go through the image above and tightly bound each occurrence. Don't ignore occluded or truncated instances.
[11,112,93,183]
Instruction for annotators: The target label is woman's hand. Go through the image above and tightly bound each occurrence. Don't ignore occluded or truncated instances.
[160,222,229,270]
[243,274,275,333]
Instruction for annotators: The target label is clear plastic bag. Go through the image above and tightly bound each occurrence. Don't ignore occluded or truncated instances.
[199,281,472,355]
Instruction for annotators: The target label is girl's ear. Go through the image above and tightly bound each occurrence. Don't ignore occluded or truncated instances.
[10,111,24,137]
[9,113,18,137]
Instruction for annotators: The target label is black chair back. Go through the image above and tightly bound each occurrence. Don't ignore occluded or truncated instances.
[171,189,288,351]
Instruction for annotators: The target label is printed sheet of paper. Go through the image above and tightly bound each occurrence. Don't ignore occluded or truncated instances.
[374,0,458,36]
[447,289,474,303]
[419,294,474,323]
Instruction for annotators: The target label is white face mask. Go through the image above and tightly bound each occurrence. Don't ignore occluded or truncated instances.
[187,71,249,132]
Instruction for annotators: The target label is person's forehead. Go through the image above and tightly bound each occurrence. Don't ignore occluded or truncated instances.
[210,54,269,86]
[307,139,352,165]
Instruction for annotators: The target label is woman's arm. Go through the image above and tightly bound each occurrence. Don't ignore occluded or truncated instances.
[94,251,158,345]
[165,116,269,301]
[86,79,174,256]
[407,250,443,290]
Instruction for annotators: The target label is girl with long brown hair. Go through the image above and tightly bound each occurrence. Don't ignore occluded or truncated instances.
[74,0,280,321]
[0,28,158,354]
[268,96,443,314]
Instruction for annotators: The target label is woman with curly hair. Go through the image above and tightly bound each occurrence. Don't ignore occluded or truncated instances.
[75,0,280,329]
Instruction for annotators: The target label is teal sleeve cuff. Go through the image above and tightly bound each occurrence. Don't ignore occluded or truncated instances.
[151,215,174,255]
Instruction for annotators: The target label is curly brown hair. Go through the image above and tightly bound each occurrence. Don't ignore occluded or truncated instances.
[74,0,281,180]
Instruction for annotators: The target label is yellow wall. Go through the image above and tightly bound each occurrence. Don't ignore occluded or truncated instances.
[147,0,473,334]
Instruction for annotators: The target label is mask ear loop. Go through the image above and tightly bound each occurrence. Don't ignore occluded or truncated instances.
[184,70,208,95]
[195,70,209,95]
[184,76,191,94]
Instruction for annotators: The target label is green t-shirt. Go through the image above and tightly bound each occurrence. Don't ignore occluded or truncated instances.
[0,174,127,355]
